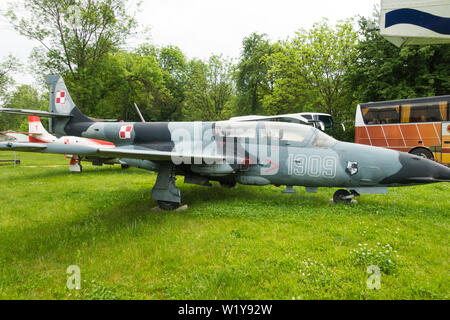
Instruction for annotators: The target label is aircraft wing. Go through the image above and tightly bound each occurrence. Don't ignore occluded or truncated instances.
[95,147,227,163]
[0,142,98,154]
[0,142,228,164]
[0,142,48,151]
[0,108,71,118]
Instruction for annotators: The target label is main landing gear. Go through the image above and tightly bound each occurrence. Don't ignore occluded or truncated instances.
[152,164,181,210]
[219,181,236,188]
[333,189,359,204]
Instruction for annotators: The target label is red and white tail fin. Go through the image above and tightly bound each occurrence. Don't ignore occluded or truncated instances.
[28,116,57,143]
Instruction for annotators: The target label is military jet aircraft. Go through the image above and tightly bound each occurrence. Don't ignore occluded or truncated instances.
[1,75,449,210]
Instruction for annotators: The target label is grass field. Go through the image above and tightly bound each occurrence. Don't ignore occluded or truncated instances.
[0,152,448,300]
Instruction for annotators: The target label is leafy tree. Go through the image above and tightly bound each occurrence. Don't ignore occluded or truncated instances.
[92,45,188,122]
[5,0,138,114]
[233,33,273,115]
[0,55,20,103]
[155,45,188,121]
[183,55,233,121]
[346,16,450,103]
[95,50,170,122]
[0,56,21,131]
[262,19,358,122]
[0,85,48,131]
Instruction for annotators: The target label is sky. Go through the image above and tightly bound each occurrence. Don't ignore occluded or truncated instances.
[0,0,378,86]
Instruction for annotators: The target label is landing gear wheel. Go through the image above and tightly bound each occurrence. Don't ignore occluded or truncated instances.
[121,164,130,169]
[157,200,181,211]
[333,189,352,204]
[220,181,236,188]
[410,148,433,160]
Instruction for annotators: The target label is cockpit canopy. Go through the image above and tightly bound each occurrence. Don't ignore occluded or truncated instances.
[214,121,336,147]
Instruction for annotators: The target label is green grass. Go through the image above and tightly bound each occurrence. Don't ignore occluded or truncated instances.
[0,152,449,300]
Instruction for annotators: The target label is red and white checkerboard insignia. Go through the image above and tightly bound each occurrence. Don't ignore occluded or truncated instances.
[55,91,66,104]
[119,125,133,139]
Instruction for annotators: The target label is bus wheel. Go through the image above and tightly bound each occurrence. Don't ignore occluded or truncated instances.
[410,148,433,160]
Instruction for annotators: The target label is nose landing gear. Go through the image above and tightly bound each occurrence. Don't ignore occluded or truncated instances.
[333,189,359,204]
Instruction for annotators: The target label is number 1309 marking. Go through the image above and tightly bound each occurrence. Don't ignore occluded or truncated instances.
[288,154,337,178]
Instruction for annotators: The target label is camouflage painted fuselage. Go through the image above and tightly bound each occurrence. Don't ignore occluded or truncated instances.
[61,115,450,191]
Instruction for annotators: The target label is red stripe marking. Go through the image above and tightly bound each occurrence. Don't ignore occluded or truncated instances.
[29,136,49,143]
[88,138,115,146]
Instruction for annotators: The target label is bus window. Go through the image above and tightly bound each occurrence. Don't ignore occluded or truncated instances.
[401,105,411,123]
[317,115,333,129]
[362,106,399,125]
[439,102,448,121]
[408,102,445,123]
[279,117,303,124]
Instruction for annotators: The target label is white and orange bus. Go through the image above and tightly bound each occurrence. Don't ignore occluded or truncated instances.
[355,95,450,164]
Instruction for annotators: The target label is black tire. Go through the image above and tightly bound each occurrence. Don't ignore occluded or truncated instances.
[121,164,130,169]
[410,148,434,160]
[333,189,352,204]
[157,200,180,211]
[220,181,236,188]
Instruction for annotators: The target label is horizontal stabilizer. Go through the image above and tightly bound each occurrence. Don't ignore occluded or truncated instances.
[0,108,71,118]
[89,117,117,122]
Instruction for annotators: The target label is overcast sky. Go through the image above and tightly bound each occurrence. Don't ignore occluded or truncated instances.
[0,0,378,85]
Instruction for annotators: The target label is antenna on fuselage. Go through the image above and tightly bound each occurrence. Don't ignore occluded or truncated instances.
[134,103,146,123]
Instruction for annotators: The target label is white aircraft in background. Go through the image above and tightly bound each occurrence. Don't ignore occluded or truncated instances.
[27,115,118,172]
[0,131,29,142]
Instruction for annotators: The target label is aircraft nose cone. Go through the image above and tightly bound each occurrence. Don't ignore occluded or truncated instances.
[436,163,450,181]
[381,152,450,185]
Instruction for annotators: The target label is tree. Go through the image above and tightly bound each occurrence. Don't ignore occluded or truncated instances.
[262,19,358,122]
[0,55,20,103]
[92,45,188,122]
[346,15,450,103]
[0,85,48,131]
[183,55,234,121]
[155,45,188,121]
[5,0,138,114]
[234,33,273,115]
[94,50,170,122]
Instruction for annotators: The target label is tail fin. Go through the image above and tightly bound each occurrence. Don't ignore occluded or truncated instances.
[45,75,93,136]
[28,116,57,143]
[46,75,77,115]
